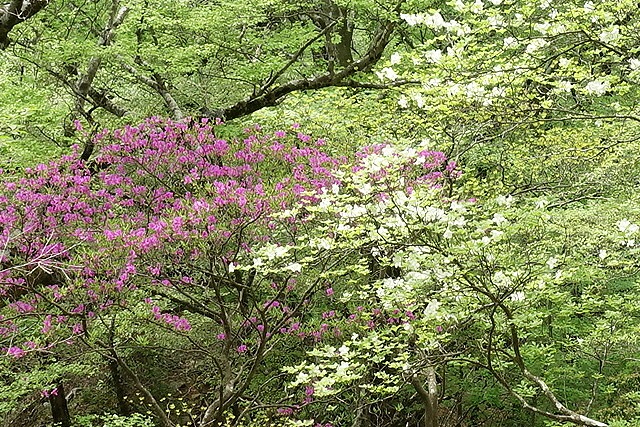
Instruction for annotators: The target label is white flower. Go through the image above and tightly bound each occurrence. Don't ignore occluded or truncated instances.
[493,271,510,287]
[558,57,571,68]
[471,0,484,13]
[423,300,441,318]
[618,218,639,234]
[598,249,608,260]
[584,1,595,12]
[534,22,551,35]
[424,49,443,63]
[525,38,548,54]
[293,371,309,386]
[510,291,526,302]
[337,345,350,356]
[413,93,425,109]
[285,262,303,273]
[465,82,486,99]
[398,96,409,108]
[381,145,395,157]
[376,67,398,81]
[448,83,462,97]
[228,262,236,273]
[319,197,332,210]
[447,45,463,58]
[450,201,467,212]
[555,81,573,93]
[425,11,446,28]
[400,13,425,26]
[492,213,508,226]
[629,58,640,70]
[264,244,289,260]
[585,79,610,96]
[443,228,453,239]
[487,15,504,28]
[390,52,402,65]
[424,78,441,88]
[513,12,526,22]
[491,86,506,98]
[599,26,620,44]
[452,217,467,227]
[503,37,517,47]
[359,183,373,195]
[342,204,367,218]
[546,257,558,269]
[496,194,514,206]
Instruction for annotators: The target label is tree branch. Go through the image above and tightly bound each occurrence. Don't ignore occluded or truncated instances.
[75,2,129,113]
[205,13,400,121]
[256,19,337,97]
[118,57,184,120]
[0,0,49,49]
[335,78,420,89]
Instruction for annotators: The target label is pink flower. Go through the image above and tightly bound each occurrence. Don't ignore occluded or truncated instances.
[325,288,334,296]
[277,407,294,416]
[237,344,248,353]
[6,346,25,358]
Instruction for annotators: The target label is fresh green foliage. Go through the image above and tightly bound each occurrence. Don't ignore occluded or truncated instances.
[3,0,640,426]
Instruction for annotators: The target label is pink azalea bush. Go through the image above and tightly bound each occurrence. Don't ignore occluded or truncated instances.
[0,117,457,426]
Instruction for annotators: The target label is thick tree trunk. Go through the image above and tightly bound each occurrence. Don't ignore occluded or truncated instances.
[49,381,71,427]
[334,12,354,67]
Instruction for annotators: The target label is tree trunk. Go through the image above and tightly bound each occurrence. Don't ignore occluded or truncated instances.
[109,357,131,415]
[49,381,71,427]
[425,366,439,427]
[412,366,439,427]
[333,6,354,67]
